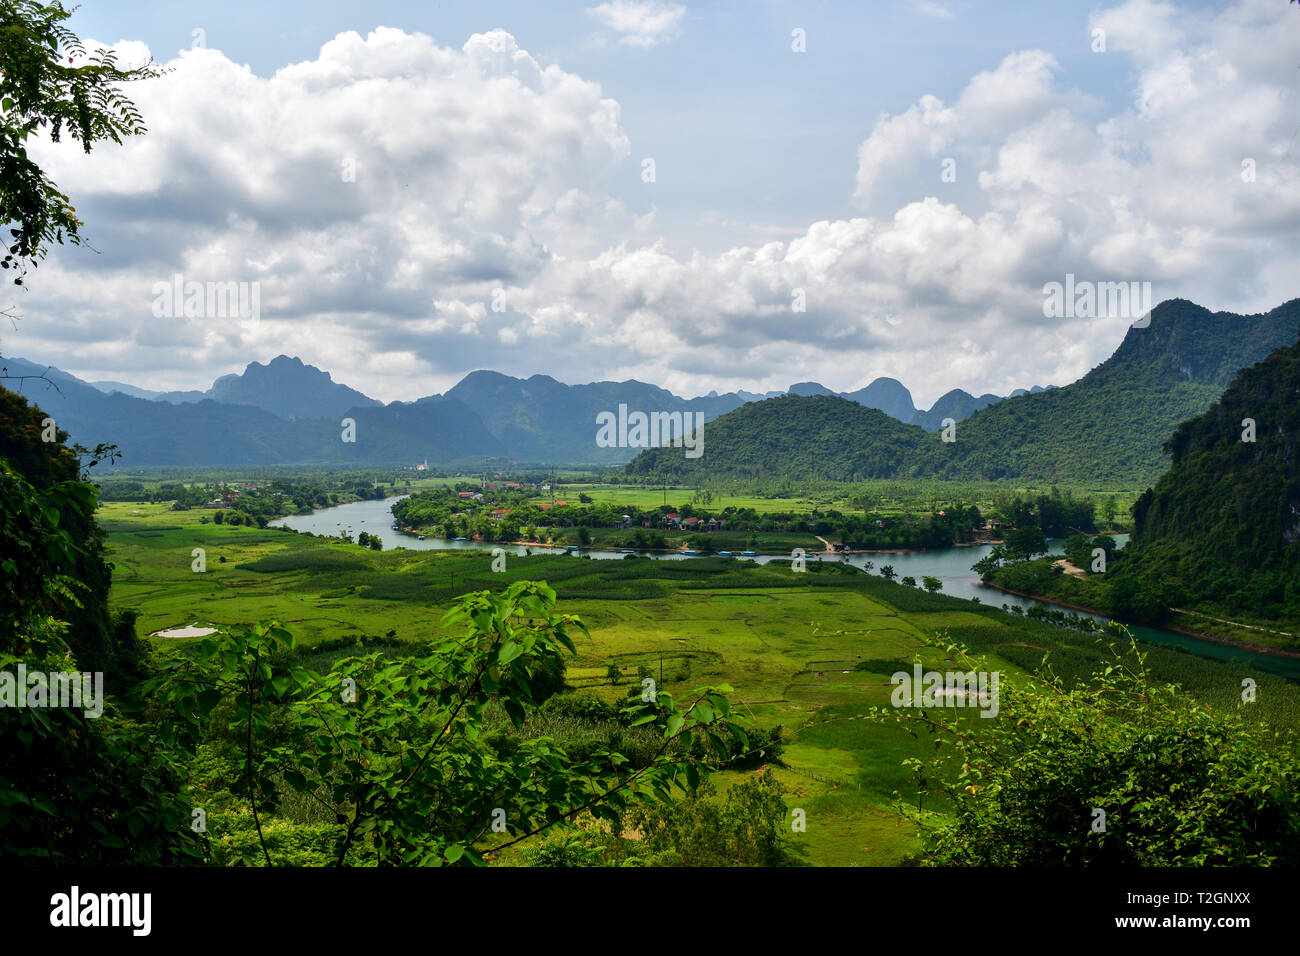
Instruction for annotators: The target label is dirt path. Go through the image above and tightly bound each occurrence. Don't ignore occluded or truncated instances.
[1051,558,1087,578]
[1169,609,1296,639]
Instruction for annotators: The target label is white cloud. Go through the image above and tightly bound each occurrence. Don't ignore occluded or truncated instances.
[11,2,1300,409]
[913,1,955,20]
[587,1,686,48]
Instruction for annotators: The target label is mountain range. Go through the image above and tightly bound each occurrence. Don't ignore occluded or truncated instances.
[0,352,1045,469]
[4,296,1295,480]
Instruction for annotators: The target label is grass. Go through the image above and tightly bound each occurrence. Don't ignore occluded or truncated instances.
[104,499,1300,864]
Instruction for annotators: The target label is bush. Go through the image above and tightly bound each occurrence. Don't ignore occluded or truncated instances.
[910,628,1300,865]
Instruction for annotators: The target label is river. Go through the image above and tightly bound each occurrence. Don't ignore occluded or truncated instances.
[270,496,1300,681]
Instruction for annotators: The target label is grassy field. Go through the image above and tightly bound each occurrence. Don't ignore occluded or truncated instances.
[102,500,1299,866]
[557,481,1141,522]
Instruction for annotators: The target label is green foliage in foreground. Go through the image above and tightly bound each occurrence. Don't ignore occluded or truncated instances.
[1,390,201,864]
[903,632,1300,865]
[523,772,801,866]
[145,581,744,866]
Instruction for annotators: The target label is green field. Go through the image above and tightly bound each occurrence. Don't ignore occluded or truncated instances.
[557,481,1139,521]
[103,501,1299,866]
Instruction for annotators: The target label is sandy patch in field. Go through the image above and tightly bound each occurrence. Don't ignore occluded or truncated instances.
[151,623,219,638]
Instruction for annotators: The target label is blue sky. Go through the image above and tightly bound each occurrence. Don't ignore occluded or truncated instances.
[9,0,1298,404]
[68,0,1148,252]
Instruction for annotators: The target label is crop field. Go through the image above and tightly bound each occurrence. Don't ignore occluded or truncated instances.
[102,501,1300,866]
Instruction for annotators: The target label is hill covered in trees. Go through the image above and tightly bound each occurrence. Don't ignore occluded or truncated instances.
[978,332,1300,641]
[623,393,933,482]
[625,298,1300,486]
[1122,331,1300,622]
[935,298,1300,483]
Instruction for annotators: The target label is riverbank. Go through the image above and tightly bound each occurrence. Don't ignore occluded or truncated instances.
[393,526,989,558]
[981,580,1300,661]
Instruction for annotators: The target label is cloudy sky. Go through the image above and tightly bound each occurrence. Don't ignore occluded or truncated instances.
[5,0,1298,406]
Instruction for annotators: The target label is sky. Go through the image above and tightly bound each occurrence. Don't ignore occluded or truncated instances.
[4,0,1298,406]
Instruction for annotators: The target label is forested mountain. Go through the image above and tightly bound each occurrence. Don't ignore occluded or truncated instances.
[1118,333,1300,620]
[624,298,1300,485]
[623,394,932,481]
[909,388,1002,431]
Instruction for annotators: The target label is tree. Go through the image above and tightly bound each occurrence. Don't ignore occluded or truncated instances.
[1,0,163,296]
[922,576,942,593]
[1,392,200,863]
[907,632,1300,865]
[880,564,897,581]
[901,575,917,588]
[146,582,740,865]
[1002,527,1047,561]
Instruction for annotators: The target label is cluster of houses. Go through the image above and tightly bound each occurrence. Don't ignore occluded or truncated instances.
[661,513,726,531]
[202,482,267,509]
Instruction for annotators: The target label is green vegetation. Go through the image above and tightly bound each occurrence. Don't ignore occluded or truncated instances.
[980,334,1300,649]
[0,0,162,283]
[144,583,741,866]
[627,299,1300,487]
[914,638,1300,865]
[626,393,931,483]
[90,498,1300,864]
[391,480,993,552]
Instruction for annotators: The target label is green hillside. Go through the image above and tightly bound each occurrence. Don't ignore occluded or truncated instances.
[980,332,1300,644]
[1124,332,1300,621]
[939,298,1300,483]
[623,393,931,482]
[625,298,1300,486]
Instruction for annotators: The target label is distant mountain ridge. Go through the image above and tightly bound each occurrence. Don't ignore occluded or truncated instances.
[86,357,1044,433]
[22,293,1287,476]
[6,351,1052,467]
[207,355,381,421]
[89,355,380,421]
